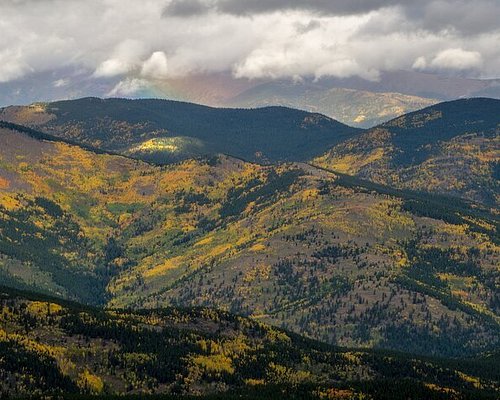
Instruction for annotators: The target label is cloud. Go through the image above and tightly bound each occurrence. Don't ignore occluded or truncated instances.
[412,56,428,70]
[164,0,211,17]
[107,78,151,97]
[164,0,417,17]
[406,0,500,35]
[52,78,69,87]
[0,0,498,95]
[94,59,133,78]
[0,49,32,82]
[430,48,483,70]
[93,39,148,78]
[295,19,321,34]
[141,51,169,79]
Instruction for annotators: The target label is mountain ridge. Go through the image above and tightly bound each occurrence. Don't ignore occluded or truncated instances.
[0,97,361,165]
[1,285,498,399]
[0,120,498,359]
[314,97,500,205]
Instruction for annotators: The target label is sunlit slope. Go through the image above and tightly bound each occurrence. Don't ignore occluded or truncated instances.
[314,98,500,205]
[0,97,360,164]
[229,84,438,128]
[0,124,498,357]
[2,287,498,399]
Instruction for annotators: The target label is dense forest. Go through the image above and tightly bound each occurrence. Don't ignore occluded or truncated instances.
[0,286,498,399]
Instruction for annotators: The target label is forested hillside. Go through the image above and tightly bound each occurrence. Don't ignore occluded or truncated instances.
[314,98,500,205]
[0,286,498,399]
[0,98,360,164]
[3,97,498,207]
[0,123,498,359]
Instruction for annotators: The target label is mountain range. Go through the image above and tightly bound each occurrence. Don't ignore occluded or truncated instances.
[0,96,498,398]
[2,70,500,128]
[0,98,360,164]
[1,97,498,204]
[314,98,500,206]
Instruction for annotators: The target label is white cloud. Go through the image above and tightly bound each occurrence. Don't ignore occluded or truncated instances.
[412,56,427,70]
[94,39,147,78]
[430,48,483,71]
[107,78,150,97]
[141,51,169,79]
[0,49,32,82]
[0,0,498,91]
[52,78,69,87]
[94,58,133,78]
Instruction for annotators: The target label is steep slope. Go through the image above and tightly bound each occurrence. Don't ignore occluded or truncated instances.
[0,123,498,358]
[229,82,438,128]
[0,97,360,164]
[314,98,500,205]
[2,287,498,399]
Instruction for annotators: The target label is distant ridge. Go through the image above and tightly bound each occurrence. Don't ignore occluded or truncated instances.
[0,97,361,164]
[314,98,500,205]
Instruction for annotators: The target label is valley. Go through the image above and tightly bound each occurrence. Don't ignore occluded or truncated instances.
[0,97,498,399]
[0,113,498,359]
[1,2,499,398]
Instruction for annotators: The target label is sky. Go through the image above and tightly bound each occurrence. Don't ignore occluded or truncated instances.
[0,0,499,98]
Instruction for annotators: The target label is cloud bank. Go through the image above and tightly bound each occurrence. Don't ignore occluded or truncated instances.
[0,0,499,96]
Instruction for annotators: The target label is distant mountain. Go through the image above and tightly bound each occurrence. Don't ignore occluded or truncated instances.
[0,97,360,164]
[224,71,500,128]
[309,70,500,100]
[228,82,438,128]
[314,98,500,205]
[2,70,499,128]
[2,286,498,399]
[0,122,498,358]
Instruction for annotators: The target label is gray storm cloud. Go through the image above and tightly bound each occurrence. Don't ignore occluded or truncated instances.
[165,0,416,17]
[0,0,499,93]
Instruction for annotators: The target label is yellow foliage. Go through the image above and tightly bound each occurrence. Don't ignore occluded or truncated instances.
[265,329,291,344]
[77,370,104,394]
[424,383,459,396]
[266,362,311,385]
[460,216,495,233]
[341,352,361,364]
[301,188,319,201]
[1,330,65,359]
[243,263,271,283]
[194,236,213,247]
[457,372,482,389]
[393,250,409,267]
[250,243,266,252]
[439,223,468,236]
[245,378,265,386]
[191,354,235,375]
[0,193,21,210]
[318,388,356,399]
[315,147,386,174]
[18,162,30,171]
[208,243,232,257]
[27,301,63,317]
[0,177,9,189]
[143,256,183,278]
